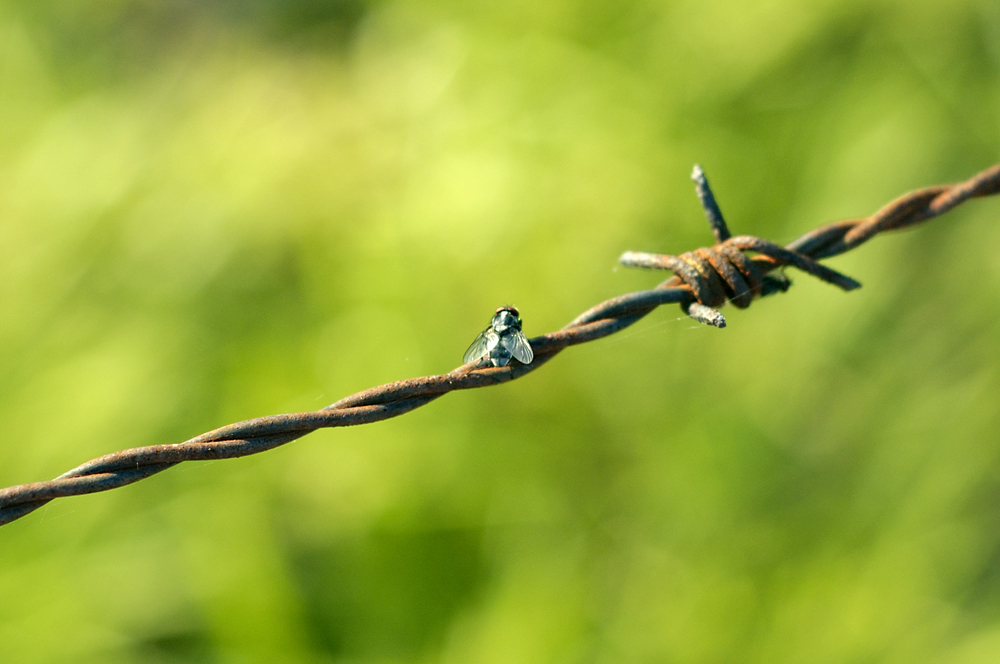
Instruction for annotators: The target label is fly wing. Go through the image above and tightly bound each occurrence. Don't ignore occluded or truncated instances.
[501,330,534,365]
[463,328,494,364]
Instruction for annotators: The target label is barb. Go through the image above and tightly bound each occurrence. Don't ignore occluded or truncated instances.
[691,164,731,243]
[2,163,999,528]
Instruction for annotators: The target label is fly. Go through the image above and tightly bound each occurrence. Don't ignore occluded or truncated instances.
[463,306,534,367]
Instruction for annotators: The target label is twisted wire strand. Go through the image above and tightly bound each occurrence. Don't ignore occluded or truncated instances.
[2,163,998,527]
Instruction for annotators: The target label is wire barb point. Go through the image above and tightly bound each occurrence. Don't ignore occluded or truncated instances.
[684,302,727,328]
[691,164,731,243]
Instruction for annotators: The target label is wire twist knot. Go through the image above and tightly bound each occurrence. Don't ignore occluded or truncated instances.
[620,166,861,327]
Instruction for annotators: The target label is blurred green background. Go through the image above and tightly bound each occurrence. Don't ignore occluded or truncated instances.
[1,0,999,662]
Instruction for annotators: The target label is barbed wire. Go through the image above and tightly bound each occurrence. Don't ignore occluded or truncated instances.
[2,162,999,528]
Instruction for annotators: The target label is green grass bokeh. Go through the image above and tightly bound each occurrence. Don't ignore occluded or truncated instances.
[1,1,999,662]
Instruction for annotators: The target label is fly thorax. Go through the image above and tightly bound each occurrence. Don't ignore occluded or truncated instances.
[492,310,520,332]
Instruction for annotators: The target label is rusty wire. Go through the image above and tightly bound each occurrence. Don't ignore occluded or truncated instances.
[2,163,999,528]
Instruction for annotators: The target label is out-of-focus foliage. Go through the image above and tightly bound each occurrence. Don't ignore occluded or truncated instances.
[1,0,999,662]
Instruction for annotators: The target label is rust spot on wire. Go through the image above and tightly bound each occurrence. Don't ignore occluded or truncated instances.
[2,163,998,527]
